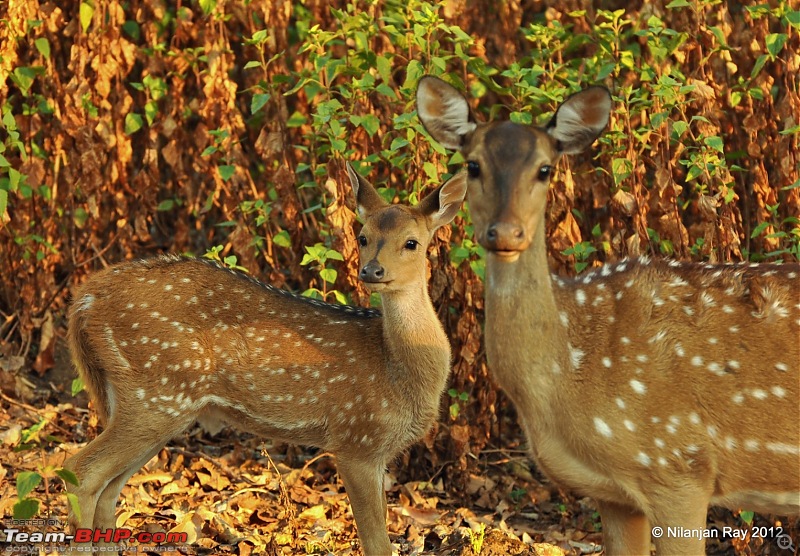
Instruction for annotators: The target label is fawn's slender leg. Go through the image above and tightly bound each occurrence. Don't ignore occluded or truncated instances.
[336,456,393,556]
[650,492,710,555]
[596,499,651,555]
[92,442,171,531]
[65,415,190,532]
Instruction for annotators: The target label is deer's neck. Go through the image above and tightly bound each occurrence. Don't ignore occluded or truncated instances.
[483,220,567,427]
[378,284,451,392]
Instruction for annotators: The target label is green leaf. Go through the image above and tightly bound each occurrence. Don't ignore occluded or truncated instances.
[449,403,459,419]
[218,165,236,181]
[71,377,84,396]
[122,20,140,40]
[286,111,306,128]
[786,10,800,29]
[273,230,291,248]
[144,100,158,126]
[350,114,380,137]
[13,498,39,520]
[750,221,771,238]
[703,135,724,153]
[671,120,689,138]
[0,189,7,221]
[765,33,787,59]
[686,164,703,182]
[251,92,270,115]
[17,471,42,499]
[403,60,424,91]
[8,167,22,190]
[325,249,344,261]
[12,66,45,95]
[79,2,94,33]
[750,54,768,79]
[124,112,143,135]
[199,0,216,15]
[157,199,175,211]
[319,268,337,284]
[66,492,82,522]
[243,60,261,70]
[739,510,754,525]
[56,468,80,487]
[666,0,690,7]
[611,157,633,184]
[34,38,50,59]
[73,207,89,228]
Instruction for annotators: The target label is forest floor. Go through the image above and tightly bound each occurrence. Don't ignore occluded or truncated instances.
[1,344,797,556]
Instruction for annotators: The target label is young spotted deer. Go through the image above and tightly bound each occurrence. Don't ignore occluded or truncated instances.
[417,76,800,554]
[64,163,467,555]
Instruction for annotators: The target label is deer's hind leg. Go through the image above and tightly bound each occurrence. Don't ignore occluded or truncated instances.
[65,409,192,535]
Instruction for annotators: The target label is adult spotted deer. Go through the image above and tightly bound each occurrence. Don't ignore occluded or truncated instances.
[417,76,800,554]
[64,163,467,555]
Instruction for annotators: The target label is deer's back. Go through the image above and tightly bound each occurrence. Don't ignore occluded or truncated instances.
[69,256,433,456]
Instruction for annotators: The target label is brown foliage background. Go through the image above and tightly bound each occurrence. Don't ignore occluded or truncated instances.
[1,0,798,503]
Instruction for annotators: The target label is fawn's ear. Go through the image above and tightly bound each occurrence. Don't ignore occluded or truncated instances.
[546,86,612,155]
[416,171,468,231]
[347,162,387,219]
[416,76,477,151]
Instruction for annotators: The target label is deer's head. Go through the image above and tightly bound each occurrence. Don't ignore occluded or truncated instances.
[346,162,467,292]
[416,76,611,263]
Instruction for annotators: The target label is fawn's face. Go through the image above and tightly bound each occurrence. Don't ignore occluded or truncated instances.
[357,205,433,293]
[346,161,467,293]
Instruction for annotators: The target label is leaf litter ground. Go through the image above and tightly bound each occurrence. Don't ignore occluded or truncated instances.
[1,368,797,555]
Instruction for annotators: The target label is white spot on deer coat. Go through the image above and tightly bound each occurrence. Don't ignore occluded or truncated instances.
[594,417,613,438]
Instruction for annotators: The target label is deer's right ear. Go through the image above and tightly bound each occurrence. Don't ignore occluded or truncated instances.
[417,171,468,230]
[416,76,477,151]
[347,162,386,219]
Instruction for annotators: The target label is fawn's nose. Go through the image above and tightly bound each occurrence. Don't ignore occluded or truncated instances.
[485,222,526,252]
[360,261,385,283]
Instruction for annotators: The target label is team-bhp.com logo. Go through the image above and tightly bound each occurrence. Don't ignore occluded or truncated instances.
[73,528,188,544]
[4,526,188,545]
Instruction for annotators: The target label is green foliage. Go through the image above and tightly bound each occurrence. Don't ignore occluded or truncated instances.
[301,243,347,304]
[203,246,249,272]
[12,417,80,520]
[447,388,469,420]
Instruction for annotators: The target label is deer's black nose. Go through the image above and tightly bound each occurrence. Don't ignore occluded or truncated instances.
[359,261,385,282]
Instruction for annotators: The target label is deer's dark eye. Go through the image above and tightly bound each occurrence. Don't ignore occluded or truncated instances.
[537,165,552,181]
[358,235,367,247]
[467,161,481,178]
[405,240,419,250]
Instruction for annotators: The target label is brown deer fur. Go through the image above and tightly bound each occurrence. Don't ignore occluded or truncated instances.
[64,164,467,555]
[416,75,800,555]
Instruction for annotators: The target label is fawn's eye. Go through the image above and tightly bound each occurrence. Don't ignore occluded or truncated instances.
[405,239,419,251]
[358,235,367,247]
[537,165,552,181]
[467,161,481,178]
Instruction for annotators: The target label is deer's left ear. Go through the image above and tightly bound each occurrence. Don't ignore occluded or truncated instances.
[546,86,612,155]
[417,171,468,230]
[347,162,386,219]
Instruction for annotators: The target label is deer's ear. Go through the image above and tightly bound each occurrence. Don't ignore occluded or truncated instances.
[416,76,477,151]
[416,171,468,230]
[546,86,612,155]
[347,162,386,219]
